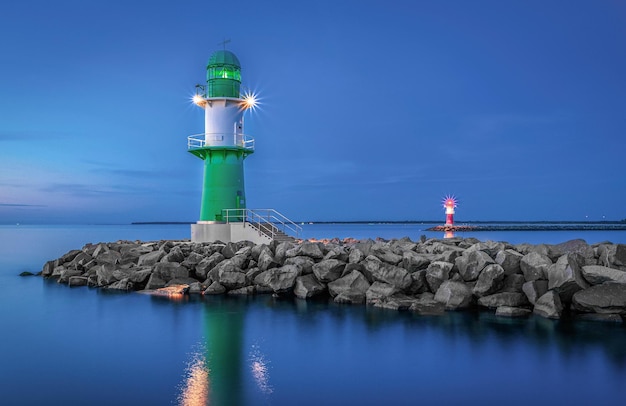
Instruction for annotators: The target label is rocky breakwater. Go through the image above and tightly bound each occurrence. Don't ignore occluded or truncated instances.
[40,237,626,322]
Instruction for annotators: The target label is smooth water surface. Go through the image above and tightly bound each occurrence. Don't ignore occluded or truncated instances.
[1,225,625,405]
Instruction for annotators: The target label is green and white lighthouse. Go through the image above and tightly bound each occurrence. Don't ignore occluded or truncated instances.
[188,49,257,242]
[188,48,300,243]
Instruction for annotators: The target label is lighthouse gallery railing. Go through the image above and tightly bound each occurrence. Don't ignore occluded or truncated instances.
[222,208,302,240]
[187,133,255,150]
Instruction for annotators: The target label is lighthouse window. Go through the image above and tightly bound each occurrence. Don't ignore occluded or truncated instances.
[209,67,241,81]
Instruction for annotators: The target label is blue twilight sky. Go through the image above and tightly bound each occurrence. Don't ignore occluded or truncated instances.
[1,0,625,224]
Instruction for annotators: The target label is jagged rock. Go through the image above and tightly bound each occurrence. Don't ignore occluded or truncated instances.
[284,256,315,275]
[96,263,117,286]
[402,251,430,273]
[425,261,453,292]
[145,274,166,290]
[324,245,349,262]
[294,274,326,299]
[371,245,402,265]
[96,250,122,265]
[495,306,531,318]
[328,270,370,298]
[203,281,226,295]
[68,276,89,287]
[42,261,55,277]
[166,277,198,287]
[220,242,238,259]
[218,263,248,290]
[434,281,473,310]
[58,268,84,284]
[312,259,346,283]
[520,252,552,281]
[266,265,300,293]
[368,262,412,290]
[365,281,399,303]
[60,249,82,264]
[258,249,279,271]
[581,265,626,285]
[250,244,270,261]
[409,293,446,315]
[348,248,365,264]
[188,282,204,294]
[161,246,185,263]
[455,251,494,282]
[549,239,595,263]
[574,313,624,323]
[195,252,225,280]
[547,254,589,302]
[501,274,525,293]
[472,264,505,297]
[533,291,563,319]
[495,249,523,275]
[138,250,165,267]
[432,248,464,264]
[522,280,549,305]
[153,262,189,282]
[107,278,134,291]
[228,253,250,270]
[572,283,626,315]
[407,270,428,294]
[245,267,263,282]
[615,244,626,266]
[478,292,529,309]
[467,241,506,258]
[275,241,296,262]
[128,268,152,284]
[298,242,325,260]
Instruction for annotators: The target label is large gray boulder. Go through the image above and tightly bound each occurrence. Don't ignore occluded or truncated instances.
[153,262,189,282]
[298,242,325,260]
[203,281,226,295]
[145,274,166,290]
[258,249,279,271]
[477,292,529,309]
[425,261,453,292]
[217,262,248,289]
[501,274,525,293]
[265,265,300,293]
[275,241,295,263]
[371,245,403,265]
[107,278,134,291]
[547,254,589,302]
[284,256,315,275]
[520,252,552,281]
[522,280,548,305]
[571,283,626,315]
[195,252,225,280]
[434,280,473,310]
[161,246,185,263]
[312,259,346,283]
[455,251,494,281]
[96,250,122,265]
[328,270,370,298]
[409,293,446,315]
[96,263,117,286]
[293,274,326,299]
[362,256,412,290]
[68,276,89,287]
[348,248,365,264]
[581,265,626,285]
[495,249,523,275]
[407,270,428,294]
[533,291,563,319]
[402,250,431,272]
[138,250,165,267]
[365,281,399,303]
[472,264,505,297]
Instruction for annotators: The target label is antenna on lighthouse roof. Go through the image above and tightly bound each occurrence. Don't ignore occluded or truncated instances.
[218,38,231,50]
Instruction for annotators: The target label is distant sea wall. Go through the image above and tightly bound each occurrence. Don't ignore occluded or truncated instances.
[39,237,626,322]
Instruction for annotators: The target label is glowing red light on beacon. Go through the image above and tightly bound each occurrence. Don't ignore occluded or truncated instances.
[442,195,458,226]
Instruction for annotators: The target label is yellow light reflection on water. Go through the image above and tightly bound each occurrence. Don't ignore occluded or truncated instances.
[178,350,210,406]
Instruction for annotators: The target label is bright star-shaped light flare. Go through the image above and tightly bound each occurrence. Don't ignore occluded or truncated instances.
[241,91,259,111]
[442,195,458,209]
[192,94,205,106]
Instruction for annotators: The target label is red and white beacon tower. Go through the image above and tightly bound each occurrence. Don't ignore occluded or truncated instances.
[443,195,457,226]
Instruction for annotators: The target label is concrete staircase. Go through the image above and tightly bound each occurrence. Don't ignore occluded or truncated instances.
[248,221,297,242]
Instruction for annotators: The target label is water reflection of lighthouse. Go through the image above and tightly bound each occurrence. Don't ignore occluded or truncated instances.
[177,298,272,406]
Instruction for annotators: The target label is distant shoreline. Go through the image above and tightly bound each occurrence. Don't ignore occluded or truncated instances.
[131,220,626,227]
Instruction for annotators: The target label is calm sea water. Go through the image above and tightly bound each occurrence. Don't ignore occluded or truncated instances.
[1,224,625,406]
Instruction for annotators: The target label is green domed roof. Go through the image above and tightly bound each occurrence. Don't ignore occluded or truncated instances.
[207,50,241,67]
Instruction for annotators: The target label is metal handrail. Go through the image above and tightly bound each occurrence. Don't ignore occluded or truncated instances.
[222,208,302,239]
[187,133,255,150]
